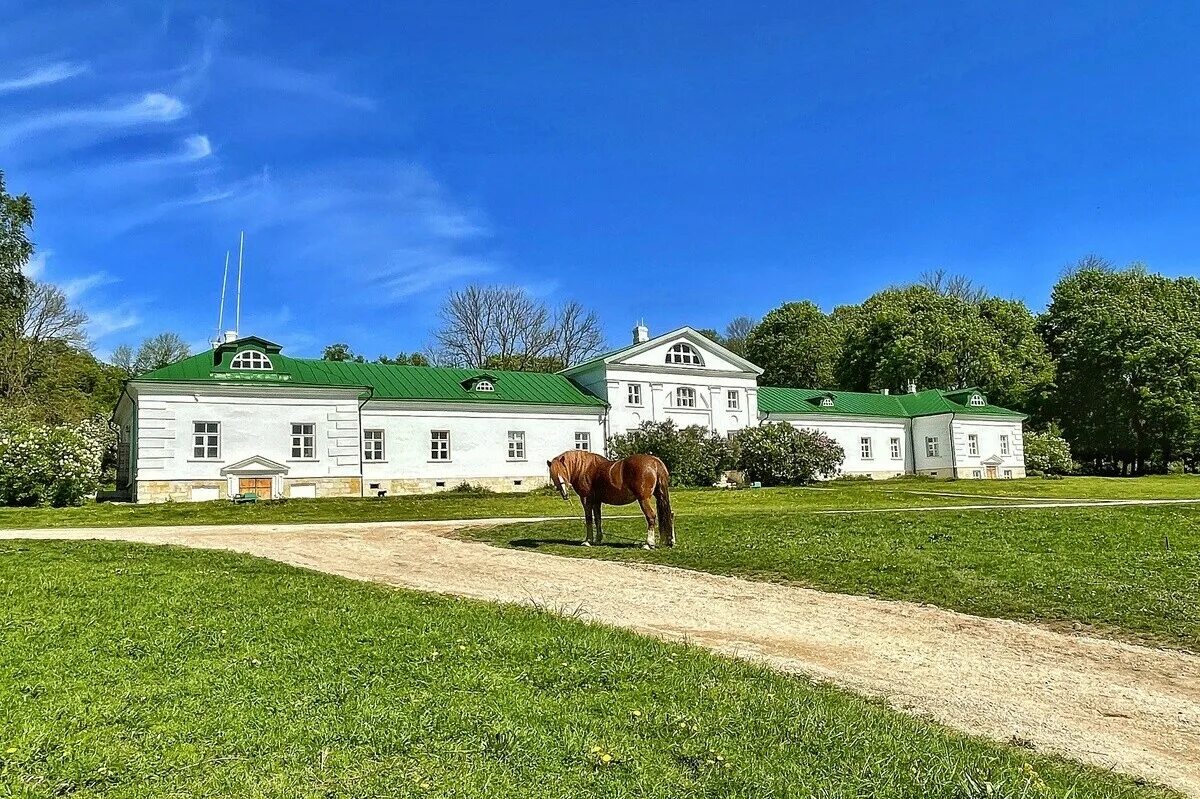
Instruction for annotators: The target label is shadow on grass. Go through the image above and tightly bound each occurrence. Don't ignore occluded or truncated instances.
[507,538,646,550]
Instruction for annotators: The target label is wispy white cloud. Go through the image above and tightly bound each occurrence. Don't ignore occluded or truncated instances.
[20,251,48,280]
[0,92,188,146]
[0,61,89,93]
[225,55,375,111]
[60,271,115,301]
[87,308,140,340]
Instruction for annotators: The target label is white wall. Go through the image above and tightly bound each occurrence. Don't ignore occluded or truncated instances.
[603,367,759,437]
[951,417,1026,477]
[911,414,954,474]
[132,386,363,482]
[774,416,910,476]
[360,403,604,483]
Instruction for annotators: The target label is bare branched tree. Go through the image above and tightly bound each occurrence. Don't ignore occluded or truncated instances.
[554,300,604,367]
[918,268,989,304]
[20,281,88,347]
[723,315,755,355]
[433,284,605,371]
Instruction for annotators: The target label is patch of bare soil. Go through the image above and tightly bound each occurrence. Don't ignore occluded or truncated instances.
[6,519,1198,796]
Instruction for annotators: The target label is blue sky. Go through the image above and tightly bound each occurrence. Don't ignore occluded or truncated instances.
[2,1,1198,359]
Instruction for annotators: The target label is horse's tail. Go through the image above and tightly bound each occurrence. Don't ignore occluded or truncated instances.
[654,461,675,545]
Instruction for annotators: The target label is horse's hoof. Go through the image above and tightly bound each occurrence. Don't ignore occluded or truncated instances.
[581,541,591,547]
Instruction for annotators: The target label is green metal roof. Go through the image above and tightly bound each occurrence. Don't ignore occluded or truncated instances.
[135,342,606,408]
[757,386,1024,419]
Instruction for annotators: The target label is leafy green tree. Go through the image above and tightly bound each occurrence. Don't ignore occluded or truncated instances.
[132,333,190,373]
[0,171,33,338]
[745,301,841,388]
[734,422,844,485]
[377,352,430,366]
[322,343,364,363]
[834,286,1052,415]
[1039,260,1200,473]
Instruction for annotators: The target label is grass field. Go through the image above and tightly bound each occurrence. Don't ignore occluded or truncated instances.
[466,501,1200,651]
[3,474,1198,530]
[0,542,1177,798]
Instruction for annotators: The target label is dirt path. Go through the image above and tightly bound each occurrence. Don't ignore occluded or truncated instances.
[4,520,1198,796]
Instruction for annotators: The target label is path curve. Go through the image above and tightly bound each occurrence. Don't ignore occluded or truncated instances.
[4,519,1198,796]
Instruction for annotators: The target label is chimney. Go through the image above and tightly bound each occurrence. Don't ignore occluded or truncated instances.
[906,379,918,394]
[633,321,649,344]
[223,330,238,344]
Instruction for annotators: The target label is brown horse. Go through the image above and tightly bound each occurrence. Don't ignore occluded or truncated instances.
[547,450,675,548]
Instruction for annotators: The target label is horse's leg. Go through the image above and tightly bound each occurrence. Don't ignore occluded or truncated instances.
[593,501,604,545]
[582,497,594,546]
[638,496,657,549]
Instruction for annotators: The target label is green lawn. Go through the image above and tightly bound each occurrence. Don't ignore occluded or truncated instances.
[0,542,1176,798]
[468,503,1200,651]
[4,475,1198,530]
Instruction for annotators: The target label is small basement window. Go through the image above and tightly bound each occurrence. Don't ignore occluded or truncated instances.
[435,481,446,488]
[513,480,522,486]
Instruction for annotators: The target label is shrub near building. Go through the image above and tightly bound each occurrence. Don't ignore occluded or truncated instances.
[735,422,844,486]
[608,420,735,486]
[0,415,103,506]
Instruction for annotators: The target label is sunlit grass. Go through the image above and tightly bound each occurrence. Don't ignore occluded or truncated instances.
[0,542,1177,798]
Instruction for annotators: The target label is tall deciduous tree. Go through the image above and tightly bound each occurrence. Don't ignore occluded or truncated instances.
[433,284,604,371]
[722,316,755,356]
[744,301,841,388]
[112,333,191,376]
[0,171,33,338]
[1040,259,1200,473]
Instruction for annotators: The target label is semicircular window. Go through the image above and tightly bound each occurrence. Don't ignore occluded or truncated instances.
[230,350,273,370]
[666,343,704,366]
[474,380,495,392]
[968,393,985,407]
[820,397,835,407]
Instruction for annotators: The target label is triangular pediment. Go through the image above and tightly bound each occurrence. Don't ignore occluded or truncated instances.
[982,454,1004,466]
[221,455,289,475]
[602,327,763,375]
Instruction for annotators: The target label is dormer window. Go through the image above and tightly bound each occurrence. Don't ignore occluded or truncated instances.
[820,397,834,407]
[230,350,272,370]
[474,380,495,392]
[968,393,985,407]
[666,343,703,366]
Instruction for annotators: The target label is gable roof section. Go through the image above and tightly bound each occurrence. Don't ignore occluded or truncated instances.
[136,352,606,408]
[758,386,1025,419]
[561,326,764,376]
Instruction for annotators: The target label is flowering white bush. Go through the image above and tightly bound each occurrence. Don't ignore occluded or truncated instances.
[735,422,844,486]
[0,417,104,506]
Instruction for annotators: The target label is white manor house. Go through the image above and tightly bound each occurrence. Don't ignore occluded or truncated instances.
[113,324,1027,503]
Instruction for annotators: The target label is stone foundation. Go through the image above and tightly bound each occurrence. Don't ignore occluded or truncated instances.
[363,476,551,496]
[954,466,1026,479]
[136,480,227,503]
[282,476,361,498]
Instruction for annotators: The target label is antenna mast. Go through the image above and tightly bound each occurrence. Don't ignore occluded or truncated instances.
[235,230,245,337]
[215,250,230,343]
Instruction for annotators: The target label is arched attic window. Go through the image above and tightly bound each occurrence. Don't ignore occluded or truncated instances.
[666,343,704,366]
[475,380,495,392]
[820,397,835,407]
[230,350,273,370]
[968,393,985,407]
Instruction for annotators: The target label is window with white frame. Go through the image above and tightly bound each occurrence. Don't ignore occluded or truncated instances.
[727,390,740,410]
[675,387,697,407]
[973,469,982,478]
[430,430,450,461]
[968,393,985,407]
[192,421,220,459]
[474,379,494,392]
[967,434,979,456]
[291,423,316,459]
[926,436,940,458]
[507,430,526,460]
[889,437,902,460]
[820,397,834,407]
[1003,469,1013,479]
[860,437,873,459]
[666,343,704,366]
[230,350,272,370]
[363,429,385,461]
[1000,434,1010,455]
[627,383,642,406]
[574,432,591,451]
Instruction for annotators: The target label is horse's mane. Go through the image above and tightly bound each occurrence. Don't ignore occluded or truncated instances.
[558,448,610,479]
